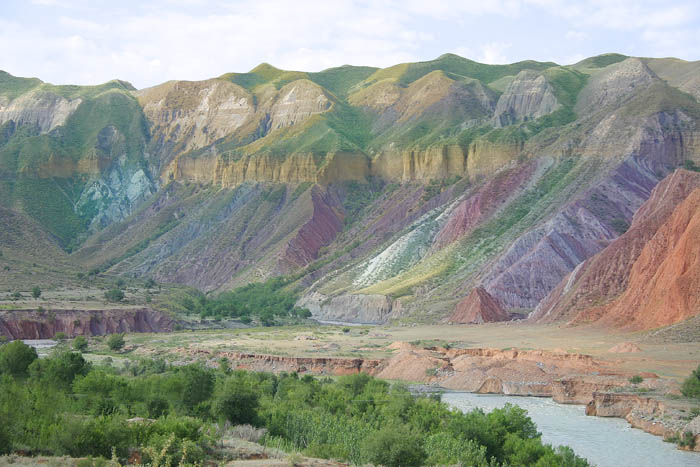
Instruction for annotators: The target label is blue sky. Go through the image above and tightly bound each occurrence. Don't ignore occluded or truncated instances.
[2,0,699,89]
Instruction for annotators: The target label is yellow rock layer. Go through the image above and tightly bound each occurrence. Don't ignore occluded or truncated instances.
[165,141,524,187]
[164,151,370,187]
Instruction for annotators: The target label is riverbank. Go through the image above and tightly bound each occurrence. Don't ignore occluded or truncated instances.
[162,342,700,452]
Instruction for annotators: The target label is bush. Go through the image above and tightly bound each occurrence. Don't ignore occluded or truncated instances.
[31,286,41,299]
[363,425,426,467]
[681,365,700,399]
[0,340,38,377]
[29,351,90,388]
[106,333,125,351]
[54,332,67,340]
[629,375,643,384]
[73,336,88,352]
[212,374,260,425]
[104,288,124,302]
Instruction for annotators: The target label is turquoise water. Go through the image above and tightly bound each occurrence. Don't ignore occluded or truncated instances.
[443,392,699,467]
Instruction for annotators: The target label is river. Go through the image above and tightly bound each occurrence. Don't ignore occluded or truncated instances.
[443,392,698,467]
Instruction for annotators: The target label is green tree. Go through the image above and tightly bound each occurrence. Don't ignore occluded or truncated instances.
[181,364,215,415]
[31,286,41,299]
[0,340,38,378]
[681,364,700,399]
[363,425,426,467]
[104,288,125,302]
[29,351,90,388]
[73,336,88,352]
[212,374,260,425]
[107,333,125,351]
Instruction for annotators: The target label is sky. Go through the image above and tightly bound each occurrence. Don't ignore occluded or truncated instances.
[1,0,699,89]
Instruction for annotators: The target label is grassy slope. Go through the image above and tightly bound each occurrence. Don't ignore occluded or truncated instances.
[0,76,149,249]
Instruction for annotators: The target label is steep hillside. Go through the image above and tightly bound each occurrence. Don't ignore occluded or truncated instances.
[0,76,155,249]
[532,169,700,329]
[1,53,700,327]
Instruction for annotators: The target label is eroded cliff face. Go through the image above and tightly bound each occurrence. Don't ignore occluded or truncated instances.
[493,70,559,127]
[136,79,254,165]
[575,58,656,117]
[138,77,333,170]
[298,292,394,324]
[370,145,468,182]
[163,151,369,187]
[0,90,82,133]
[0,308,173,339]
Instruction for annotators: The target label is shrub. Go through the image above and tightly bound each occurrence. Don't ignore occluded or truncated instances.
[629,375,643,384]
[54,332,67,340]
[29,351,90,388]
[0,340,38,377]
[106,333,125,351]
[73,336,88,352]
[31,286,41,299]
[681,365,700,399]
[104,288,124,302]
[147,396,170,418]
[212,375,260,425]
[363,425,426,467]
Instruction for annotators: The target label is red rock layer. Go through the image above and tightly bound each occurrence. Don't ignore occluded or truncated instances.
[432,161,536,249]
[532,169,700,327]
[587,186,700,329]
[0,308,173,339]
[449,287,510,324]
[282,187,343,268]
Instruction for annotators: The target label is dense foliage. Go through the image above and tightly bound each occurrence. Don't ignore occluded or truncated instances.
[179,277,311,325]
[681,364,700,399]
[0,340,590,466]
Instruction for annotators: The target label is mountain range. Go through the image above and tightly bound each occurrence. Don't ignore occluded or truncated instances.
[1,52,699,329]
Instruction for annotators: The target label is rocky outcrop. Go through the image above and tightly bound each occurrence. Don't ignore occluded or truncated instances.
[0,89,81,133]
[585,392,700,450]
[448,287,509,324]
[298,292,393,324]
[267,80,331,130]
[0,308,174,339]
[532,170,700,329]
[493,70,559,126]
[575,58,656,117]
[138,78,332,169]
[371,145,468,182]
[136,79,254,164]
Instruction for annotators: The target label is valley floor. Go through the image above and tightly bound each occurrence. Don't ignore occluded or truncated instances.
[119,322,699,380]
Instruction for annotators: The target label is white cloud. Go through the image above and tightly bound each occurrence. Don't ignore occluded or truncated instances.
[478,42,512,64]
